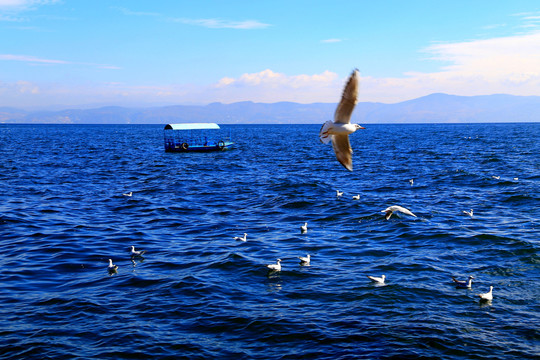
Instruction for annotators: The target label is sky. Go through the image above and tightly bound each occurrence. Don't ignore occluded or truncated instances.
[1,0,540,109]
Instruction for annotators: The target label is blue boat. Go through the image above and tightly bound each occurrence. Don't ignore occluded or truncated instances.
[164,123,234,152]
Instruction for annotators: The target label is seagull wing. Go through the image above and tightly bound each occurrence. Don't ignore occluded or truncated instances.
[334,69,359,124]
[401,208,417,217]
[332,134,353,171]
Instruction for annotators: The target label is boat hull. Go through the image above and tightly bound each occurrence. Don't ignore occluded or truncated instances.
[164,140,234,152]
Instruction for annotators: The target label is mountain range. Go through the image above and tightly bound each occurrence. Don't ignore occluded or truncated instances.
[1,93,539,124]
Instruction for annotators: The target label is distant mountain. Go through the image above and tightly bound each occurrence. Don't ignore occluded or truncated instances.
[0,107,27,122]
[2,93,539,124]
[359,93,540,123]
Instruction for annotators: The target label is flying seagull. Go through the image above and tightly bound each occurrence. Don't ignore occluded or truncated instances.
[381,205,417,220]
[452,275,474,288]
[367,275,386,284]
[336,190,344,197]
[266,259,282,272]
[300,223,308,234]
[234,233,247,242]
[319,69,364,171]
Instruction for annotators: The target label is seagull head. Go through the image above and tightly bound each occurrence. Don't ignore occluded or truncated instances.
[355,124,365,130]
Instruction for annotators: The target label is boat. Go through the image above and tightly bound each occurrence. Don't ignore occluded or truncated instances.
[163,123,234,152]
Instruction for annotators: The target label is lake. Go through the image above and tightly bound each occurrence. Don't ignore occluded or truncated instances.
[0,123,538,359]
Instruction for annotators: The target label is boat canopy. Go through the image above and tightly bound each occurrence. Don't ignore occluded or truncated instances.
[164,123,220,130]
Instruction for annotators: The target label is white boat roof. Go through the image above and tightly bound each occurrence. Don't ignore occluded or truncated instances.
[164,123,220,130]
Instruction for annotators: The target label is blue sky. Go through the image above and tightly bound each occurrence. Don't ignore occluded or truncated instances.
[1,0,540,109]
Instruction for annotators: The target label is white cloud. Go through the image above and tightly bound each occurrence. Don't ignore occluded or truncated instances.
[173,18,270,29]
[0,53,121,69]
[321,38,343,43]
[356,30,540,102]
[114,6,270,30]
[112,6,160,17]
[216,69,338,88]
[211,69,341,103]
[0,0,59,22]
[0,0,58,10]
[0,53,68,64]
[206,30,540,103]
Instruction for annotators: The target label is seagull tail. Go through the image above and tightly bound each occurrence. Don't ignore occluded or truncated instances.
[319,120,333,144]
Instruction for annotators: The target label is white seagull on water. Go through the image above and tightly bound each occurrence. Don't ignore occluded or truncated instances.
[381,205,417,220]
[298,254,311,266]
[319,69,365,171]
[108,259,118,272]
[352,194,360,200]
[336,190,344,197]
[367,275,386,284]
[123,192,132,197]
[130,246,146,258]
[452,275,474,288]
[477,286,493,301]
[266,259,282,272]
[300,223,308,233]
[463,209,473,217]
[234,233,247,242]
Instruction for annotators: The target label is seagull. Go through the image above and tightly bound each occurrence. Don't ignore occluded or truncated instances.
[352,194,360,200]
[234,233,247,242]
[477,286,493,301]
[367,275,386,284]
[452,275,474,288]
[298,254,311,266]
[266,259,282,272]
[336,190,344,197]
[108,259,118,273]
[492,176,500,180]
[123,192,132,197]
[300,223,308,234]
[381,205,417,220]
[319,69,365,171]
[130,245,146,258]
[463,209,473,217]
[513,177,518,181]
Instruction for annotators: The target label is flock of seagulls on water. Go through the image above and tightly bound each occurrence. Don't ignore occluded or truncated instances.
[119,183,494,303]
[227,187,493,303]
[114,68,503,304]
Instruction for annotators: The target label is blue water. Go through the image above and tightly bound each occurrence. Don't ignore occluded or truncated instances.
[0,123,539,359]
